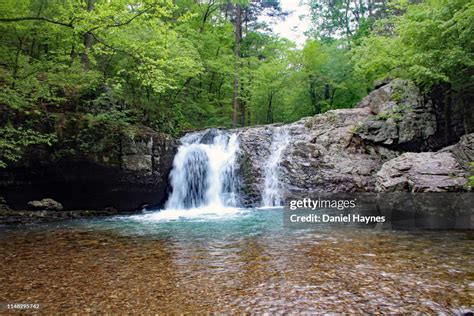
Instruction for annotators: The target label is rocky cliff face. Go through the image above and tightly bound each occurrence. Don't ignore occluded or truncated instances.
[357,80,438,151]
[356,79,470,151]
[237,108,398,205]
[0,126,177,212]
[237,80,472,205]
[1,79,471,214]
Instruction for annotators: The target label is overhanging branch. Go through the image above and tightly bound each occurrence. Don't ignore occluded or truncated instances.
[0,16,74,28]
[86,7,153,33]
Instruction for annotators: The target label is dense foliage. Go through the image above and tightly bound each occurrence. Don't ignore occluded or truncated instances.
[353,0,473,90]
[0,0,472,167]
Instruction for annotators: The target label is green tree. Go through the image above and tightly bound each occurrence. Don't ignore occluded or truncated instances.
[353,0,474,90]
[306,0,389,42]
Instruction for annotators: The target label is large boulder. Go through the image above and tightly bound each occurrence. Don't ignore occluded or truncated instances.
[376,133,473,193]
[27,198,63,211]
[357,79,468,151]
[375,134,473,229]
[357,79,438,151]
[441,133,474,168]
[376,152,468,192]
[357,79,402,114]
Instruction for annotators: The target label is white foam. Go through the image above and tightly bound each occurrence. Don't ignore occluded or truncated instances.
[165,130,241,210]
[129,206,245,222]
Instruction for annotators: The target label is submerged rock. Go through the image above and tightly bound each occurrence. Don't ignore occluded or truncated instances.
[199,128,221,144]
[0,207,127,225]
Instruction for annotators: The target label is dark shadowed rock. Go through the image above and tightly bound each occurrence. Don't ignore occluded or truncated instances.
[199,128,221,144]
[0,127,178,212]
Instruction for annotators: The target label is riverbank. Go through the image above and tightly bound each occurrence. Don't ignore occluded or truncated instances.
[0,207,138,225]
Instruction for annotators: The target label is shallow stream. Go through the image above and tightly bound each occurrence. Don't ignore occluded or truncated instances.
[1,208,472,313]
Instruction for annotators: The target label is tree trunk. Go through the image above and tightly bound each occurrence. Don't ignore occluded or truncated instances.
[240,82,246,126]
[81,0,94,69]
[266,93,274,124]
[200,0,215,33]
[12,37,23,89]
[330,87,337,106]
[309,75,321,114]
[324,83,330,101]
[232,3,242,127]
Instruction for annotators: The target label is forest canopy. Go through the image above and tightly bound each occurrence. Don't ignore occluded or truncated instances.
[0,0,472,167]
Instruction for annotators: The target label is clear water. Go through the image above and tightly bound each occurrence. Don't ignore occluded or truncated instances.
[1,208,473,313]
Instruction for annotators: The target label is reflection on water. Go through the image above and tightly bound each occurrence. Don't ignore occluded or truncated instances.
[0,208,473,313]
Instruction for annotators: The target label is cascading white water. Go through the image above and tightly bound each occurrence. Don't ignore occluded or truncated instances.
[165,129,240,210]
[261,127,291,207]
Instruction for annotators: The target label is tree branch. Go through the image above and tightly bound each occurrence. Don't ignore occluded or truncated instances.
[0,16,74,28]
[89,32,141,62]
[86,7,152,33]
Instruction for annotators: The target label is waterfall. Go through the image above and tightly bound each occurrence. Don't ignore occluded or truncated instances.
[165,129,241,210]
[261,127,291,207]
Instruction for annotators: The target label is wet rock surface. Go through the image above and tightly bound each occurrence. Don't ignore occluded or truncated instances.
[236,125,278,205]
[199,128,221,144]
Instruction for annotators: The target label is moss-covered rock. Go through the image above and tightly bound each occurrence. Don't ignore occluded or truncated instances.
[0,115,178,212]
